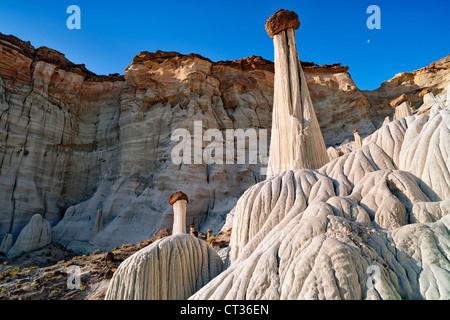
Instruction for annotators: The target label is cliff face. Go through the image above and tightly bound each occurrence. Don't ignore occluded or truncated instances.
[365,54,450,126]
[0,34,276,253]
[0,33,447,253]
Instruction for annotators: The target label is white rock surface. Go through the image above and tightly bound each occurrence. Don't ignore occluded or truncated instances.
[266,28,329,177]
[105,234,223,300]
[7,214,51,258]
[394,101,412,120]
[172,200,187,235]
[0,233,12,255]
[364,107,450,201]
[191,107,450,300]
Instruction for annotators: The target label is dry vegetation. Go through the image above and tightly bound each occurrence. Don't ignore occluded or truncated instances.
[0,239,154,300]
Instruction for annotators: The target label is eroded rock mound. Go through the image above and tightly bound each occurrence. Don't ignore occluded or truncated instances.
[265,9,329,177]
[105,234,223,300]
[190,107,450,300]
[7,214,51,258]
[265,9,300,39]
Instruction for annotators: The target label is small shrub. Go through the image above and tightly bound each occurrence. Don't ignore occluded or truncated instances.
[206,236,217,244]
[50,290,61,297]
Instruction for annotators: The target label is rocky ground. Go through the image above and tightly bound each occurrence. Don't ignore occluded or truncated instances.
[0,239,154,300]
[0,230,230,300]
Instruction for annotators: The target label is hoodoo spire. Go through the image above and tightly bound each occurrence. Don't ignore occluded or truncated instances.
[265,9,329,178]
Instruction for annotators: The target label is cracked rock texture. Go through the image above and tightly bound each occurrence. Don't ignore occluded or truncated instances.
[190,107,450,300]
[0,33,449,256]
[105,234,223,300]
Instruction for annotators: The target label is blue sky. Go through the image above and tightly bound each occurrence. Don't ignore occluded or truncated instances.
[0,0,448,90]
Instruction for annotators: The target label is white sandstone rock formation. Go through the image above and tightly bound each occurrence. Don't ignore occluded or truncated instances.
[92,209,104,237]
[390,94,412,120]
[1,33,448,255]
[0,233,12,255]
[7,214,51,258]
[265,9,329,178]
[353,129,362,150]
[327,146,340,160]
[190,106,450,300]
[105,234,223,300]
[395,101,413,120]
[423,92,435,106]
[168,192,189,235]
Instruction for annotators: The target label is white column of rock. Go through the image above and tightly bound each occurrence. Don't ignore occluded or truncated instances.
[105,234,223,300]
[423,92,435,105]
[327,146,340,160]
[390,94,412,120]
[266,9,329,178]
[168,191,188,235]
[92,209,104,236]
[394,101,413,120]
[353,129,362,150]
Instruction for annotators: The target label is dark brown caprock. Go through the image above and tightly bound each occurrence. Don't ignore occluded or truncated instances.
[265,9,300,38]
[168,191,189,206]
